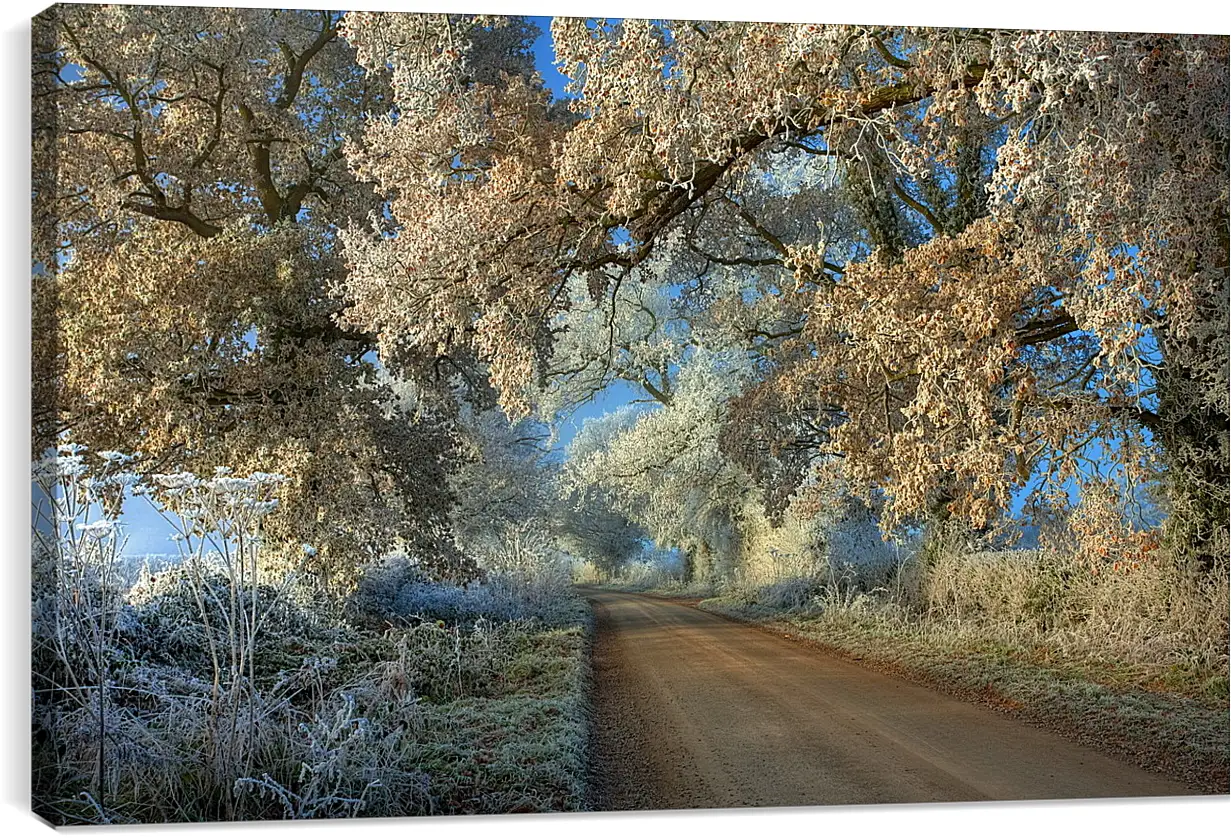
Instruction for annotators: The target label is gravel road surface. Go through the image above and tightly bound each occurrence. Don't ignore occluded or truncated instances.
[584,589,1196,810]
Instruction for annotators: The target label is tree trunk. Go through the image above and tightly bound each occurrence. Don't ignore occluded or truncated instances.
[1156,210,1230,571]
[1156,334,1230,571]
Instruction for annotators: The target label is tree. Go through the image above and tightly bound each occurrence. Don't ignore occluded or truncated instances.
[342,19,1228,566]
[32,5,472,586]
[552,487,648,577]
[563,347,759,581]
[447,404,556,552]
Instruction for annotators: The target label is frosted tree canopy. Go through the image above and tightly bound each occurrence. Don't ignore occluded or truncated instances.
[34,8,1229,580]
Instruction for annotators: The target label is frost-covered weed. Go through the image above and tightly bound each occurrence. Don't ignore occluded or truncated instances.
[350,555,527,626]
[915,543,1229,672]
[477,525,574,614]
[31,443,134,822]
[33,450,589,824]
[752,576,822,612]
[233,690,430,819]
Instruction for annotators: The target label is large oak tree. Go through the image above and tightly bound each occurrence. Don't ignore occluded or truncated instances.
[341,16,1228,567]
[33,5,479,585]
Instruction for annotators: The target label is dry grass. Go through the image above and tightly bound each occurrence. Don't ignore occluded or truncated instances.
[916,549,1229,690]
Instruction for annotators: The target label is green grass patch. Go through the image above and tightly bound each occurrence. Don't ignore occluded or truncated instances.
[414,693,588,814]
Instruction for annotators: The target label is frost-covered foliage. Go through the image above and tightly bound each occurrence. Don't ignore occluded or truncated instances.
[32,451,589,824]
[448,406,555,553]
[444,398,647,578]
[552,487,647,576]
[559,333,902,587]
[593,560,683,592]
[564,346,758,580]
[537,235,692,420]
[706,501,1227,683]
[340,15,1228,567]
[350,526,586,631]
[32,8,1230,815]
[33,5,473,590]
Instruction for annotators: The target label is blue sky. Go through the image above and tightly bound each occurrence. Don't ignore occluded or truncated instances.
[550,378,651,451]
[529,16,572,99]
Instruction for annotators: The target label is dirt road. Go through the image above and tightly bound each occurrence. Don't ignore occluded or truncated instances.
[584,589,1196,810]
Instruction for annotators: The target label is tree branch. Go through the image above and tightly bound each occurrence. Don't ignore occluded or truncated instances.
[274,11,340,111]
[891,179,945,233]
[1014,311,1079,346]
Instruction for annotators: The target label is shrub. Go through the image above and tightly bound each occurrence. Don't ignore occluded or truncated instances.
[699,494,1228,687]
[350,524,586,629]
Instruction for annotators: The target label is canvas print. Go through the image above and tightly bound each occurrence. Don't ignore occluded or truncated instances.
[30,1,1229,826]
